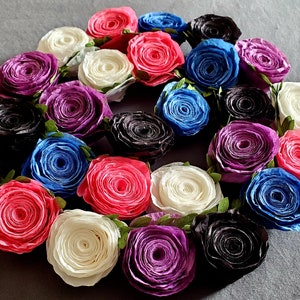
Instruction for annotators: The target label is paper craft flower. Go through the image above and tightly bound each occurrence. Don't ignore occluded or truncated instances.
[244,167,300,231]
[186,14,242,47]
[235,38,291,91]
[0,51,59,98]
[21,132,93,199]
[38,80,113,142]
[148,162,223,215]
[106,111,175,162]
[184,38,240,91]
[207,120,280,183]
[122,225,196,297]
[155,80,210,136]
[46,209,120,287]
[138,11,187,43]
[191,210,269,277]
[77,155,151,220]
[127,31,185,86]
[0,179,60,254]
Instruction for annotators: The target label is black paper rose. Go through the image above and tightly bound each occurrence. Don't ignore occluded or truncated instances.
[186,14,242,48]
[106,111,175,162]
[191,210,269,280]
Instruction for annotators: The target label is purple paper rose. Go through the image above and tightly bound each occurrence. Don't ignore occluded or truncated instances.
[235,38,291,91]
[0,51,59,98]
[122,225,196,297]
[39,80,113,143]
[207,120,280,183]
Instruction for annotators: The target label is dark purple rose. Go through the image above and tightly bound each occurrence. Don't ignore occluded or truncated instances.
[207,120,280,183]
[0,51,59,98]
[39,80,113,143]
[122,225,196,297]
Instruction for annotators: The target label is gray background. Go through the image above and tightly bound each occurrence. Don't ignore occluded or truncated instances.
[0,1,300,300]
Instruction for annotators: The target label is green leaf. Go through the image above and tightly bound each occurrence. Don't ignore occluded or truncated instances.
[206,154,213,168]
[259,73,272,86]
[183,161,190,166]
[136,70,150,81]
[1,169,15,184]
[217,197,229,213]
[93,36,111,46]
[266,159,275,169]
[130,216,152,228]
[231,198,243,210]
[200,206,218,215]
[118,226,130,249]
[80,145,92,160]
[174,69,183,79]
[35,103,48,115]
[174,213,197,229]
[59,65,69,77]
[45,119,59,133]
[106,214,119,220]
[14,176,31,183]
[85,41,95,47]
[33,90,42,99]
[122,28,131,34]
[209,172,222,183]
[55,196,67,209]
[164,28,178,34]
[155,214,175,225]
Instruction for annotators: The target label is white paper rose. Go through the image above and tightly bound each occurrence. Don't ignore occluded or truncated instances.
[148,162,223,215]
[46,209,120,287]
[78,49,135,102]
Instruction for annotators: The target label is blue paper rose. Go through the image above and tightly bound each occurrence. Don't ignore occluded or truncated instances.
[21,132,93,199]
[184,38,240,91]
[244,167,300,231]
[155,80,210,136]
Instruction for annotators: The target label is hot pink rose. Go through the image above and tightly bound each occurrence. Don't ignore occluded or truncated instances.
[127,31,185,86]
[0,179,61,254]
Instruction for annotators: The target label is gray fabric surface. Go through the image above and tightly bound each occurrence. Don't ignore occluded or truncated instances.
[0,1,300,299]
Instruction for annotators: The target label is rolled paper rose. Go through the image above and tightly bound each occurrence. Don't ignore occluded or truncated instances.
[122,225,196,297]
[148,162,223,215]
[244,167,300,231]
[77,155,151,220]
[138,11,187,43]
[208,120,280,183]
[235,38,291,91]
[0,51,59,98]
[127,31,185,86]
[106,111,175,162]
[190,210,269,278]
[219,84,275,125]
[185,14,242,48]
[0,179,60,254]
[155,80,210,136]
[276,130,300,179]
[276,82,300,129]
[21,132,94,199]
[38,80,113,142]
[184,38,240,91]
[37,26,92,67]
[78,49,135,102]
[46,209,120,287]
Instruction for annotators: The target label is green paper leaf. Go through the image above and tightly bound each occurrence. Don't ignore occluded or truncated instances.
[45,119,59,133]
[14,176,31,183]
[266,159,275,169]
[1,169,15,184]
[183,161,190,166]
[80,145,92,161]
[122,28,131,34]
[155,214,175,225]
[136,70,151,81]
[209,172,222,183]
[55,196,66,209]
[93,36,111,46]
[59,65,69,77]
[201,206,218,215]
[164,28,178,34]
[85,41,95,47]
[174,213,197,229]
[217,197,229,213]
[231,198,243,210]
[118,226,130,249]
[35,103,48,115]
[130,216,152,228]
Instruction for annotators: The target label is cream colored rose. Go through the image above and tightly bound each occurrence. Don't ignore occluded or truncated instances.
[37,26,91,67]
[46,209,120,287]
[148,162,223,215]
[78,49,134,95]
[276,82,300,129]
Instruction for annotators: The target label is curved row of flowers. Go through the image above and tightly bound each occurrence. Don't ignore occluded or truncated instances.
[0,5,299,297]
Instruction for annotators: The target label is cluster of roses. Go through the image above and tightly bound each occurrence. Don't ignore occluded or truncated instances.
[0,6,298,297]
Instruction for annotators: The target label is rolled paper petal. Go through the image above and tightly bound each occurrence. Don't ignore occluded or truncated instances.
[77,155,151,220]
[186,14,242,47]
[122,225,196,297]
[276,82,300,129]
[155,81,210,136]
[0,51,59,98]
[235,38,291,91]
[184,38,240,91]
[37,26,92,67]
[38,80,113,141]
[219,84,275,125]
[276,130,300,179]
[21,132,93,198]
[106,111,175,162]
[138,11,187,43]
[148,162,223,215]
[0,179,60,254]
[208,120,280,183]
[46,209,120,287]
[127,31,185,86]
[191,210,269,277]
[244,167,300,231]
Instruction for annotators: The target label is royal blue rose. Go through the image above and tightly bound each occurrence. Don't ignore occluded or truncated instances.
[184,38,240,91]
[155,80,210,136]
[21,132,93,199]
[244,167,300,231]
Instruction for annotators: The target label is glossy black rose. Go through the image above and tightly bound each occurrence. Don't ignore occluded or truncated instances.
[106,111,175,162]
[191,210,269,279]
[186,14,241,48]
